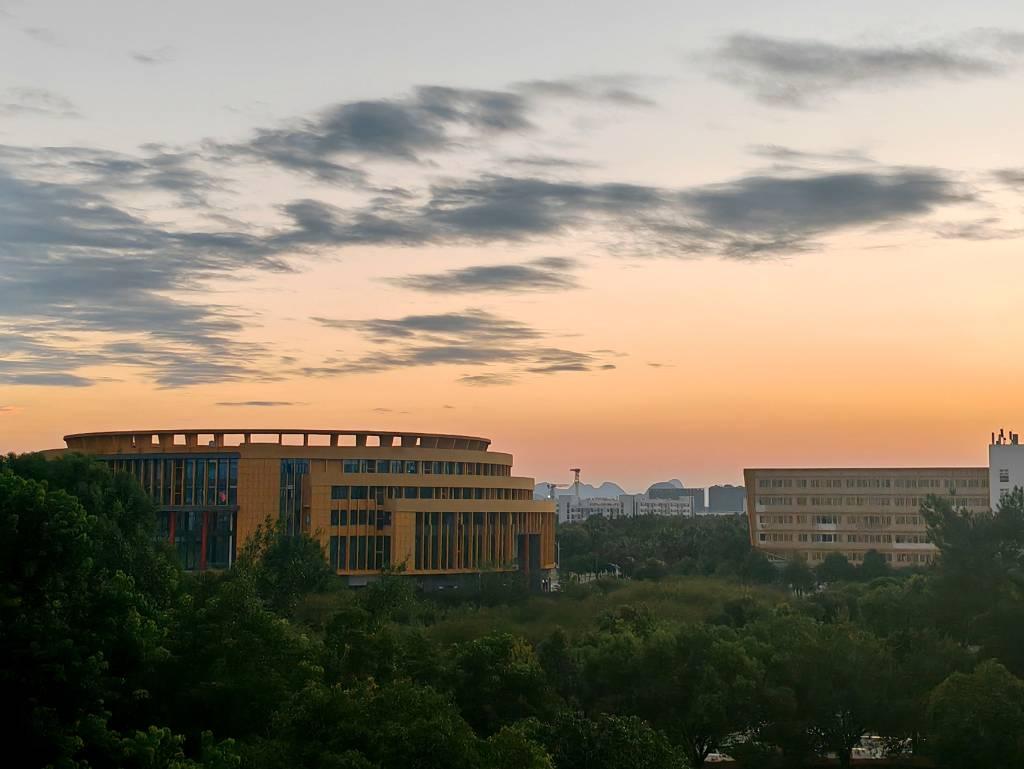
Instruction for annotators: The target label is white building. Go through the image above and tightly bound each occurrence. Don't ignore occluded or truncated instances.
[620,493,693,518]
[557,493,694,523]
[989,429,1024,509]
[556,496,622,524]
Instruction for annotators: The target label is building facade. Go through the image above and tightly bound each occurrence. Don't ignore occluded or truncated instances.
[620,493,693,518]
[989,429,1024,509]
[744,467,989,567]
[556,496,622,524]
[58,428,556,586]
[647,485,706,513]
[709,484,746,514]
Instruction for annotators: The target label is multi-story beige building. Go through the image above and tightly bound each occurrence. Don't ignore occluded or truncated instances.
[743,467,989,567]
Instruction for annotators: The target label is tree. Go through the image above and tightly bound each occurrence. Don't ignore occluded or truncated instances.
[541,711,687,769]
[816,553,856,584]
[739,550,778,585]
[859,549,891,581]
[483,723,554,769]
[450,633,558,735]
[236,517,331,615]
[261,680,482,769]
[782,557,816,596]
[0,460,181,766]
[800,623,893,767]
[155,572,322,741]
[631,624,761,767]
[927,660,1024,769]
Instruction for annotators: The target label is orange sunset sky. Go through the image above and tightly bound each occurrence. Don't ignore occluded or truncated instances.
[2,1,1023,490]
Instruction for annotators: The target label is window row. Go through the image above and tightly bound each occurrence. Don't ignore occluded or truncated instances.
[413,510,538,572]
[329,485,532,502]
[758,531,931,545]
[758,477,987,490]
[329,509,393,528]
[333,459,511,477]
[329,535,391,571]
[758,495,987,508]
[108,456,238,507]
[758,513,928,527]
[156,509,235,570]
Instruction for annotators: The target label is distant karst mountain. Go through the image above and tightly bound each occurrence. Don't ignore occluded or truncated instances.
[647,478,685,492]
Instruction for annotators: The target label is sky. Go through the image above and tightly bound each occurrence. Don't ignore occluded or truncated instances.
[2,1,1024,491]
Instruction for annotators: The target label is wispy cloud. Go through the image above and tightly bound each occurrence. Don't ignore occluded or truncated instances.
[302,309,616,384]
[130,46,174,65]
[23,26,61,46]
[384,256,580,294]
[0,88,79,118]
[710,31,1019,107]
[215,400,303,407]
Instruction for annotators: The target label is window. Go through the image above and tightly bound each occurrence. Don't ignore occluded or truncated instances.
[350,486,368,500]
[1000,469,1010,483]
[403,486,418,499]
[377,460,390,473]
[405,460,418,474]
[331,485,348,500]
[343,459,359,473]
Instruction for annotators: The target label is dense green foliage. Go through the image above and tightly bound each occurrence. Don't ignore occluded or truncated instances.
[6,453,1024,767]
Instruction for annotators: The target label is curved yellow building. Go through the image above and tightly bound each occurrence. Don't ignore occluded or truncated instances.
[61,428,556,587]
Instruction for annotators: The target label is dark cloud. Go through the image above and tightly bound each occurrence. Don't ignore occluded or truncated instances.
[933,218,1024,241]
[0,159,288,387]
[681,170,967,238]
[458,373,516,387]
[993,168,1024,189]
[513,76,656,107]
[23,26,61,46]
[711,33,1009,107]
[130,47,174,65]
[0,144,226,207]
[314,308,542,343]
[303,309,614,384]
[0,88,79,118]
[214,77,652,181]
[748,144,873,165]
[214,86,531,181]
[505,155,594,170]
[216,401,302,407]
[273,168,968,258]
[384,256,580,293]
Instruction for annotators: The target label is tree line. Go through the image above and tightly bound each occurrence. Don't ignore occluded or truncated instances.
[4,453,1024,768]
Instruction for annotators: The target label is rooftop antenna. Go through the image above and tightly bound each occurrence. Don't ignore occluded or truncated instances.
[570,468,582,500]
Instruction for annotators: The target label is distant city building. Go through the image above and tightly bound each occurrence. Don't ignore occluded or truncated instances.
[647,485,705,513]
[709,484,746,513]
[620,493,693,518]
[557,496,622,524]
[989,429,1024,509]
[557,493,694,523]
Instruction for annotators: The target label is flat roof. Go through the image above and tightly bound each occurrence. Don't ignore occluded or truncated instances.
[745,467,987,472]
[64,428,490,443]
